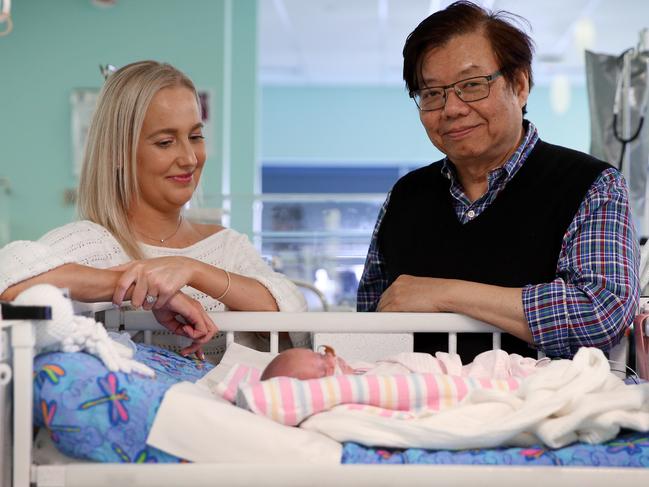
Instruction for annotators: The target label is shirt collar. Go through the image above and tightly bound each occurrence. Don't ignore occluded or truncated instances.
[440,120,539,182]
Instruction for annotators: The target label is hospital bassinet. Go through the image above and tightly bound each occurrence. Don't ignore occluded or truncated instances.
[2,305,649,487]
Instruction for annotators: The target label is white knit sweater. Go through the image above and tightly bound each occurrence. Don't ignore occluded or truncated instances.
[0,220,307,358]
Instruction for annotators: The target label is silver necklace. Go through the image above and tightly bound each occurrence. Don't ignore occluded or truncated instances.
[138,216,183,244]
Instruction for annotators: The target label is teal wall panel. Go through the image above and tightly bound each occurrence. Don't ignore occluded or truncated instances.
[0,0,226,241]
[260,84,590,164]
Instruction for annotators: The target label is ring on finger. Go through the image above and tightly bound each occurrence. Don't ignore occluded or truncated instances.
[145,294,158,305]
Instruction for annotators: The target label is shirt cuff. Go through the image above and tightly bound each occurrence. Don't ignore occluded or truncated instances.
[522,281,572,358]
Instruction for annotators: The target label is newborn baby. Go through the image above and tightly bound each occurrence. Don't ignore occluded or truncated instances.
[261,345,356,380]
[240,346,539,427]
[260,345,539,381]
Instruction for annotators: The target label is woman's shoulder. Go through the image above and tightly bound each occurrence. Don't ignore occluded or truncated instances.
[191,222,227,239]
[1,220,128,268]
[40,220,114,243]
[40,220,127,261]
[188,222,252,244]
[169,223,253,259]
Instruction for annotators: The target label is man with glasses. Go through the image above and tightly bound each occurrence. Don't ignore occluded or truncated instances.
[357,1,639,361]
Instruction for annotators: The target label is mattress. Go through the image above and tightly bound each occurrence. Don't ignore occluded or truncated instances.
[342,431,649,466]
[33,344,213,463]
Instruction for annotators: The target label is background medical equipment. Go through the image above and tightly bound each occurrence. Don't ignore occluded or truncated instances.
[586,30,649,238]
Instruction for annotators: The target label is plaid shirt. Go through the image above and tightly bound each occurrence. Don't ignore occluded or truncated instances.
[357,122,639,358]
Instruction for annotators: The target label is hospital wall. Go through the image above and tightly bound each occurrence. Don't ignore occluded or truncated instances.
[0,0,590,243]
[261,84,590,164]
[0,0,258,242]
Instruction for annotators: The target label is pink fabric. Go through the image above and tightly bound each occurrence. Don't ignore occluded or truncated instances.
[278,377,296,425]
[338,374,353,403]
[237,372,523,426]
[424,373,440,410]
[309,377,324,413]
[216,364,260,402]
[395,375,410,411]
[452,375,469,402]
[364,349,538,379]
[366,374,380,406]
[251,377,268,416]
[214,350,540,426]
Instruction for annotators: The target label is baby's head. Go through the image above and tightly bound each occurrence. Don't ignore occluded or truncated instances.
[261,346,350,380]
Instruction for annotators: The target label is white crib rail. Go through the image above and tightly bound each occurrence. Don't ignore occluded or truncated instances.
[1,304,50,487]
[101,310,504,355]
[10,322,34,487]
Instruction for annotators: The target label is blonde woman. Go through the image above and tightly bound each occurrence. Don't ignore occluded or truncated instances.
[0,60,306,360]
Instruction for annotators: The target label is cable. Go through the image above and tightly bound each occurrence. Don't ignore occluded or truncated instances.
[612,48,649,171]
[613,113,644,170]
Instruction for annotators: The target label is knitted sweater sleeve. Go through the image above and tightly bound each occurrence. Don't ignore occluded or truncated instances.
[0,221,128,295]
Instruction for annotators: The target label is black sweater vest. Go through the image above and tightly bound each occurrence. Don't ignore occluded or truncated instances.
[378,140,611,359]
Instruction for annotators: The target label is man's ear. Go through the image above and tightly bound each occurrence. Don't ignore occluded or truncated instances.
[513,70,530,108]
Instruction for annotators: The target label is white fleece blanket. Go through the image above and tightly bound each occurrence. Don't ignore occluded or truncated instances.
[300,347,649,450]
[356,349,538,379]
[147,344,341,463]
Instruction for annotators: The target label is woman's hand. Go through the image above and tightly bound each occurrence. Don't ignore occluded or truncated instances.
[111,257,195,310]
[153,291,219,359]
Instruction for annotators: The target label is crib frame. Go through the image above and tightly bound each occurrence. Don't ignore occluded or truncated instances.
[4,309,649,487]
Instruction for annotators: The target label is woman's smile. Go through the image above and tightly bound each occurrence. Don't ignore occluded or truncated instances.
[167,173,194,184]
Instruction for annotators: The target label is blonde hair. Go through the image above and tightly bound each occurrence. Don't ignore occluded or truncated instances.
[77,60,199,259]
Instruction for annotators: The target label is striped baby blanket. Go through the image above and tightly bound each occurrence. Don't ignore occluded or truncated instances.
[217,364,522,426]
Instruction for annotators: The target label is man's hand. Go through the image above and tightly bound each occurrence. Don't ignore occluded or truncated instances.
[377,275,451,312]
[152,291,218,359]
[377,275,532,343]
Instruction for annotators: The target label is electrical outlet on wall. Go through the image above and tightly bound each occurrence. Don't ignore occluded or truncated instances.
[63,188,77,206]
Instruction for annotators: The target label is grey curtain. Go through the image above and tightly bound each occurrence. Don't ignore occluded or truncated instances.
[586,49,649,238]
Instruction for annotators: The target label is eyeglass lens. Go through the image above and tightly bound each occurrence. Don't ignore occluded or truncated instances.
[415,76,491,111]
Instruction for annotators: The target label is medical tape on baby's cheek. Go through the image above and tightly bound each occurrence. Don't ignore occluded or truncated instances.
[318,345,336,357]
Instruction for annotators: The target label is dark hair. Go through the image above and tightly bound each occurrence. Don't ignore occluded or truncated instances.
[403,1,534,113]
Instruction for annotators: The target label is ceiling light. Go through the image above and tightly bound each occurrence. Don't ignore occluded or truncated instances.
[550,74,572,115]
[573,17,596,54]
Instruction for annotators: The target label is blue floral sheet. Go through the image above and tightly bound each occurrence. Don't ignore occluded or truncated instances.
[33,344,213,463]
[342,432,649,466]
[34,346,649,467]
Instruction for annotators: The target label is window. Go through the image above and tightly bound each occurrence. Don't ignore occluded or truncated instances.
[259,164,420,309]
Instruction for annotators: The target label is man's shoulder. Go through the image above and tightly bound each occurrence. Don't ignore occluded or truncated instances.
[533,140,613,172]
[392,160,445,193]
